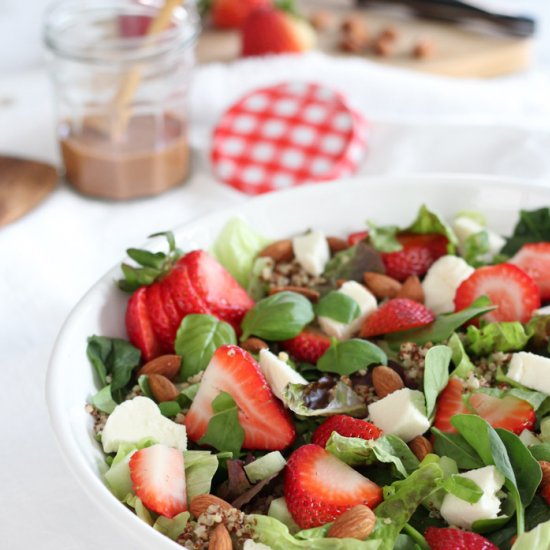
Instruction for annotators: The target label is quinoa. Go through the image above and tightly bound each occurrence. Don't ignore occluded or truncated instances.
[397,342,434,384]
[85,404,109,435]
[261,259,326,289]
[474,352,512,386]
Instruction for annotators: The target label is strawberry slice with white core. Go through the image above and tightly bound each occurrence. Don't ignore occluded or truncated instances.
[129,444,187,519]
[454,263,540,323]
[126,286,163,361]
[510,242,550,301]
[185,345,295,450]
[433,378,471,433]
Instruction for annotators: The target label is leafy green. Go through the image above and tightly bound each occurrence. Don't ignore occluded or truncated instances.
[530,443,550,461]
[512,519,550,550]
[501,208,550,256]
[124,494,153,525]
[423,345,452,418]
[153,512,190,541]
[463,230,491,267]
[268,497,300,534]
[326,433,419,478]
[322,241,385,284]
[431,428,485,470]
[158,401,181,417]
[183,450,219,500]
[407,204,458,250]
[198,392,244,457]
[247,257,271,301]
[316,291,360,323]
[465,322,531,355]
[317,339,387,376]
[455,210,487,226]
[241,291,314,341]
[174,314,236,379]
[244,451,286,483]
[448,333,476,379]
[367,221,401,252]
[474,387,548,411]
[86,336,141,403]
[525,314,550,350]
[284,381,367,417]
[211,217,271,288]
[386,297,496,346]
[441,474,483,504]
[91,385,117,414]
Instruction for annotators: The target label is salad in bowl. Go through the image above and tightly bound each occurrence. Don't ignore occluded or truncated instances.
[55,179,550,550]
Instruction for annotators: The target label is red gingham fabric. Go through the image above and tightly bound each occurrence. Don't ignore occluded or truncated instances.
[211,82,368,195]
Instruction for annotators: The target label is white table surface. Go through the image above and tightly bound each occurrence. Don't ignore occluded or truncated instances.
[3,2,550,548]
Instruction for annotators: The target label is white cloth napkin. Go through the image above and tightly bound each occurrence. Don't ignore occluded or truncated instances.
[2,51,550,549]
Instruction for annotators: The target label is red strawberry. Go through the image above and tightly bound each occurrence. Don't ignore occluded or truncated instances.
[510,242,550,301]
[381,232,448,282]
[541,483,550,506]
[282,328,331,364]
[185,345,295,450]
[284,444,383,529]
[360,298,435,338]
[126,287,163,361]
[433,378,470,433]
[160,280,182,338]
[469,392,535,434]
[129,444,187,519]
[241,6,316,57]
[163,262,210,319]
[454,263,540,323]
[146,282,175,351]
[211,0,271,29]
[311,415,382,448]
[347,230,369,246]
[425,527,498,550]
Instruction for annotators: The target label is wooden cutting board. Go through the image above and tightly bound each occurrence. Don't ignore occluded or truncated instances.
[197,0,533,78]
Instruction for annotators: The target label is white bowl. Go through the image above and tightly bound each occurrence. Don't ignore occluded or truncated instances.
[46,174,550,549]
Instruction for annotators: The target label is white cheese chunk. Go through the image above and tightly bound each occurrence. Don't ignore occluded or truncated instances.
[258,349,307,400]
[519,429,540,447]
[367,388,430,442]
[243,540,272,550]
[440,466,505,529]
[422,255,474,314]
[292,230,330,276]
[534,305,550,317]
[318,281,378,340]
[507,352,550,395]
[453,217,505,261]
[101,396,187,453]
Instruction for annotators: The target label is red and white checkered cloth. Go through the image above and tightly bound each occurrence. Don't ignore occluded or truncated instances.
[211,82,368,195]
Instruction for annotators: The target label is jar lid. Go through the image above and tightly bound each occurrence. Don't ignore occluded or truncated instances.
[211,82,368,195]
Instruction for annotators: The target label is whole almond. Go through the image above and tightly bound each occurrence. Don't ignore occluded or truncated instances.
[328,505,376,539]
[148,374,179,403]
[309,10,334,30]
[269,285,320,302]
[396,275,424,303]
[190,494,232,518]
[363,272,402,299]
[137,354,181,380]
[327,236,349,254]
[372,36,395,57]
[241,337,268,354]
[209,523,232,550]
[413,38,436,59]
[539,461,550,489]
[409,435,433,462]
[372,366,404,398]
[258,239,294,263]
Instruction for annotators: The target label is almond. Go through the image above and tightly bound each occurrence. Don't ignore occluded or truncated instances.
[309,10,334,31]
[190,494,232,518]
[372,36,395,57]
[372,366,404,398]
[208,523,232,550]
[137,354,181,380]
[327,236,349,254]
[409,435,433,462]
[539,461,550,489]
[413,38,436,59]
[327,505,376,539]
[241,337,269,354]
[396,275,424,303]
[363,272,402,299]
[148,374,179,403]
[269,285,320,302]
[258,239,294,263]
[335,278,347,288]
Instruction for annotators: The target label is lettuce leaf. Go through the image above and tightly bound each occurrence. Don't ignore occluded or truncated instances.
[153,512,190,540]
[465,322,531,355]
[183,450,219,501]
[212,217,272,288]
[123,494,153,525]
[512,519,550,550]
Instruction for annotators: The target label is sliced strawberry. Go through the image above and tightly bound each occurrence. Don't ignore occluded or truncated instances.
[211,0,271,29]
[129,444,187,519]
[282,328,331,364]
[381,232,448,282]
[185,345,295,450]
[454,263,540,323]
[126,286,163,361]
[146,282,175,352]
[347,230,369,246]
[541,483,550,507]
[241,6,315,57]
[510,242,550,301]
[469,392,535,435]
[163,262,210,318]
[182,250,254,331]
[160,280,182,340]
[311,415,382,448]
[425,527,498,550]
[284,444,383,529]
[359,298,435,338]
[433,378,470,433]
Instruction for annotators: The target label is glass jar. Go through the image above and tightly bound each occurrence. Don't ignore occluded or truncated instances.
[44,0,199,200]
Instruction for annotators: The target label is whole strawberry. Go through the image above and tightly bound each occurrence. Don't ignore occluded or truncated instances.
[311,415,381,447]
[425,527,498,550]
[209,0,271,29]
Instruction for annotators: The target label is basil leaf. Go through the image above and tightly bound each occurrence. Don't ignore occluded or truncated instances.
[530,443,550,462]
[316,291,360,324]
[465,322,531,356]
[386,297,496,346]
[175,314,236,379]
[448,333,475,379]
[367,221,402,253]
[463,230,491,267]
[423,345,452,419]
[407,204,458,249]
[241,291,314,341]
[198,392,245,457]
[431,428,484,470]
[322,242,385,284]
[441,475,483,504]
[501,208,550,256]
[317,339,387,376]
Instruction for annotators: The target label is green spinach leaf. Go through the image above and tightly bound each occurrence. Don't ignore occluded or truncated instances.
[448,333,475,379]
[317,339,387,376]
[316,291,360,323]
[431,428,485,470]
[423,346,452,418]
[501,208,550,256]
